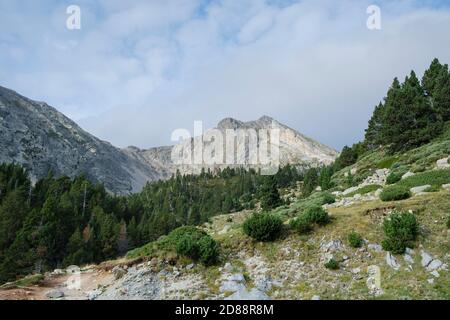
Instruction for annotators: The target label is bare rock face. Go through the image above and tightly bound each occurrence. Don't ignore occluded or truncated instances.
[0,86,170,194]
[132,115,338,176]
[0,86,337,193]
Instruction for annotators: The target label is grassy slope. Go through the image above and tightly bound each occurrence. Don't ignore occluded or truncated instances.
[126,129,450,300]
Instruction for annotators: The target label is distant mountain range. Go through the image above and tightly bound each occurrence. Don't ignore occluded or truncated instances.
[0,85,337,194]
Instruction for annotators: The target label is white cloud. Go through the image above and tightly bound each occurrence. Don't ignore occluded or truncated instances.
[1,0,450,150]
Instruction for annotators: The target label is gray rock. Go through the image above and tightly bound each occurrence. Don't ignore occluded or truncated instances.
[405,248,415,255]
[442,183,450,190]
[386,252,400,270]
[46,290,65,299]
[311,295,321,300]
[421,250,433,268]
[223,262,233,273]
[427,259,443,271]
[430,271,440,278]
[343,187,359,196]
[427,278,434,284]
[225,288,269,300]
[87,289,102,300]
[403,254,414,264]
[436,157,450,169]
[322,240,343,252]
[368,244,383,252]
[112,266,127,280]
[410,185,431,194]
[186,263,195,270]
[402,171,415,180]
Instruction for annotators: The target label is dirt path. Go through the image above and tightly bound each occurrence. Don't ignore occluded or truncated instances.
[0,270,114,300]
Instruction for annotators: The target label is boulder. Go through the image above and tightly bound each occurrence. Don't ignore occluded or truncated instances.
[112,266,127,280]
[186,263,195,270]
[442,183,450,190]
[368,243,382,252]
[46,290,65,299]
[436,157,450,169]
[401,171,415,180]
[421,250,433,268]
[386,252,400,270]
[426,259,443,271]
[343,186,359,196]
[410,185,431,195]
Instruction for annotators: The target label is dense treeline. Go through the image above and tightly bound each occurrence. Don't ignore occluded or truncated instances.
[365,58,449,153]
[0,163,301,283]
[332,58,450,171]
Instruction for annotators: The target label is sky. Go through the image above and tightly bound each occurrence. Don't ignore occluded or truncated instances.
[1,0,450,151]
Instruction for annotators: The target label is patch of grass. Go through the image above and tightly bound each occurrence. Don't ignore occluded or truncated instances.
[324,259,339,270]
[376,156,399,169]
[289,215,313,234]
[424,185,441,193]
[347,231,363,248]
[397,169,450,189]
[380,185,411,202]
[0,274,45,289]
[345,184,382,197]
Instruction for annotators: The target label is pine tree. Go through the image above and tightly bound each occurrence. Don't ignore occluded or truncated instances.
[422,58,450,122]
[364,102,385,150]
[260,176,282,211]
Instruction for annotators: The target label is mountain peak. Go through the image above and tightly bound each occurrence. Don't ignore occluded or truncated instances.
[217,117,244,130]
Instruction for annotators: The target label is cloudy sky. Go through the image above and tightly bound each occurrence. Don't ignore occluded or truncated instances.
[1,0,450,150]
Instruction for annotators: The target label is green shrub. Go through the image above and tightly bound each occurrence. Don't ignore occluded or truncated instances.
[289,215,312,234]
[197,235,219,265]
[447,215,450,229]
[176,234,199,259]
[397,169,450,189]
[324,259,339,270]
[380,185,411,202]
[170,226,219,265]
[386,172,402,185]
[304,206,330,226]
[321,192,336,205]
[243,213,283,241]
[382,211,419,254]
[347,231,363,248]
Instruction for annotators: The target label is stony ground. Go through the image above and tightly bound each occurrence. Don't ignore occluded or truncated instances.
[1,180,449,300]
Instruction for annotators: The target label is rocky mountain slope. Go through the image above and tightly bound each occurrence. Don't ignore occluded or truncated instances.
[0,86,337,193]
[130,115,338,175]
[0,86,170,194]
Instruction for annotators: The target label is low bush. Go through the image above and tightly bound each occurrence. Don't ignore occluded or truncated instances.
[382,211,419,254]
[447,215,450,229]
[243,213,283,242]
[304,206,330,226]
[386,172,402,185]
[324,259,339,270]
[347,231,363,248]
[321,192,336,205]
[128,226,219,265]
[380,185,411,202]
[197,235,219,265]
[289,215,312,234]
